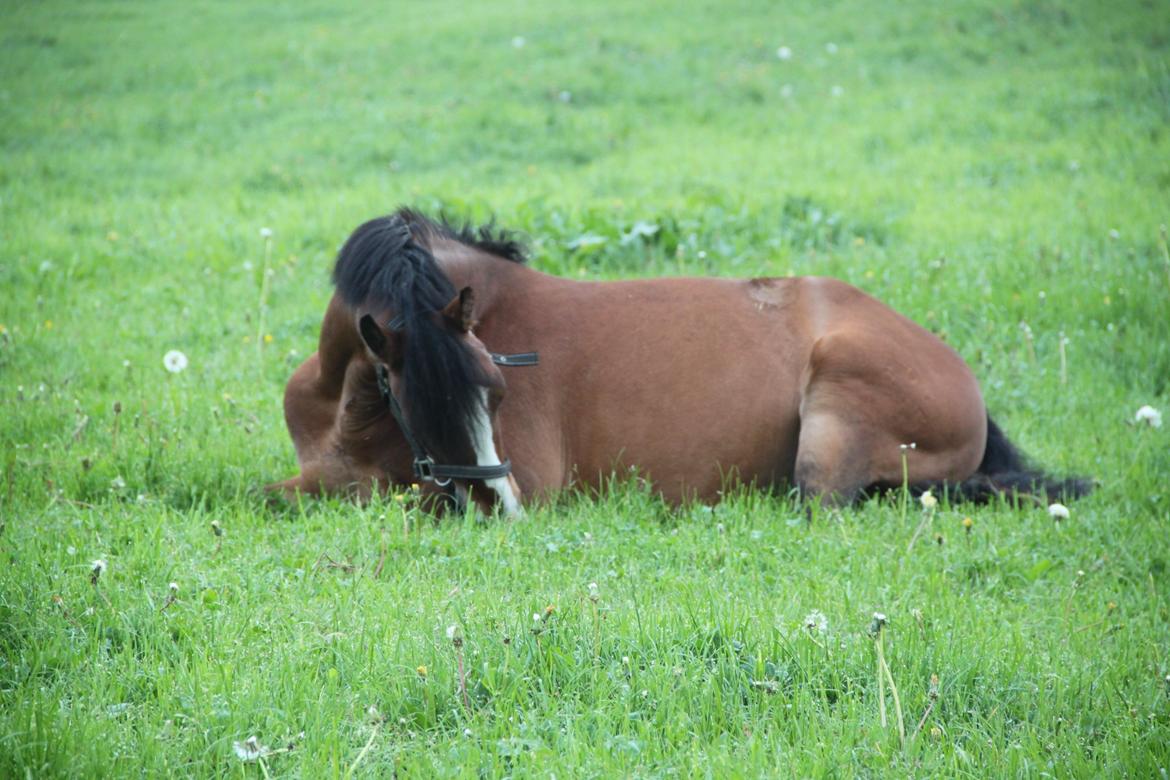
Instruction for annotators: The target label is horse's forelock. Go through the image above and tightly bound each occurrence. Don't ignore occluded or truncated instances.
[332,212,489,461]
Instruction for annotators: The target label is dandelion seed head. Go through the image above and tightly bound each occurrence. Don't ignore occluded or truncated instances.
[259,227,273,239]
[169,581,179,593]
[232,736,269,762]
[919,490,937,510]
[446,624,462,643]
[163,350,188,374]
[511,36,526,48]
[1048,503,1070,521]
[1135,405,1162,428]
[776,45,792,60]
[803,609,828,634]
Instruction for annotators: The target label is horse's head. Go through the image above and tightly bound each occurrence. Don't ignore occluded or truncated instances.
[356,284,524,516]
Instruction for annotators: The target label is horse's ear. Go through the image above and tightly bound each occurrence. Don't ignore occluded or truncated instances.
[441,287,476,333]
[358,314,400,362]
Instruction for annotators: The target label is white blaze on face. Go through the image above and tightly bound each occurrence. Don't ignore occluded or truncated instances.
[469,389,523,516]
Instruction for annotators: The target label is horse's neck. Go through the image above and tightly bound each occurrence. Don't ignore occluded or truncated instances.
[431,241,528,319]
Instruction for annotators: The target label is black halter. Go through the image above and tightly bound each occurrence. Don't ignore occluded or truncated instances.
[375,352,537,485]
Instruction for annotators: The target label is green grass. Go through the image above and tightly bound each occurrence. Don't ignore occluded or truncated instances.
[2,0,1169,775]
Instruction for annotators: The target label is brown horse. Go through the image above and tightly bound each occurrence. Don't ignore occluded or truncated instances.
[268,209,1089,515]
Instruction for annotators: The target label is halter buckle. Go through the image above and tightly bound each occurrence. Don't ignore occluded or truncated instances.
[413,457,436,482]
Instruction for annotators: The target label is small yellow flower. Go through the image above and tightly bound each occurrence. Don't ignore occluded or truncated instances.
[544,604,556,617]
[415,665,427,678]
[263,334,273,344]
[1107,601,1116,612]
[107,230,119,242]
[962,517,973,533]
[44,320,53,330]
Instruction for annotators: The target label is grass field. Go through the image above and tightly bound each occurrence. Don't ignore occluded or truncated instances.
[2,0,1169,775]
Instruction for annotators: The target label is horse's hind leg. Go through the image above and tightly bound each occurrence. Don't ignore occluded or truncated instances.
[792,409,876,507]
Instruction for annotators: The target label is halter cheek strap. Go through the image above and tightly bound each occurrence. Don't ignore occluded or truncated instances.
[375,354,537,484]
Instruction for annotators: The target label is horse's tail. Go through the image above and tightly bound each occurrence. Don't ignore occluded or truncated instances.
[918,414,1093,505]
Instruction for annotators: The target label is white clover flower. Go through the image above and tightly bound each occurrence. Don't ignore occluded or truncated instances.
[232,736,269,762]
[259,227,273,239]
[532,612,541,623]
[803,609,828,634]
[445,624,462,642]
[163,350,188,374]
[1048,503,1070,521]
[1135,405,1162,428]
[919,490,937,510]
[511,36,526,48]
[169,581,179,594]
[776,45,792,60]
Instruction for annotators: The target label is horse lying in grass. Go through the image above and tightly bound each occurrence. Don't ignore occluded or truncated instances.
[268,209,1090,515]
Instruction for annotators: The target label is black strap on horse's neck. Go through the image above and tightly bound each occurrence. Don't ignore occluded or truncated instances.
[374,352,537,484]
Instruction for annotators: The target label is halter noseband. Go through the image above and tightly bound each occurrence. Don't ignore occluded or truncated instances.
[375,352,537,485]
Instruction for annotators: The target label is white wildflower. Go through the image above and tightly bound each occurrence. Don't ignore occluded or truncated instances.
[91,559,107,578]
[776,45,792,60]
[587,582,599,602]
[511,36,526,48]
[803,609,828,634]
[831,85,844,97]
[163,350,188,374]
[1048,503,1070,521]
[169,581,179,594]
[259,227,273,239]
[919,490,937,510]
[232,736,269,762]
[445,624,462,642]
[1135,405,1162,428]
[825,42,838,54]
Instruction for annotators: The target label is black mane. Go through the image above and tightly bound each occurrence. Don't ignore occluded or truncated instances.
[331,209,517,461]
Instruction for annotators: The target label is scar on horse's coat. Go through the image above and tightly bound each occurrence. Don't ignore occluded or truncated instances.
[268,209,1092,515]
